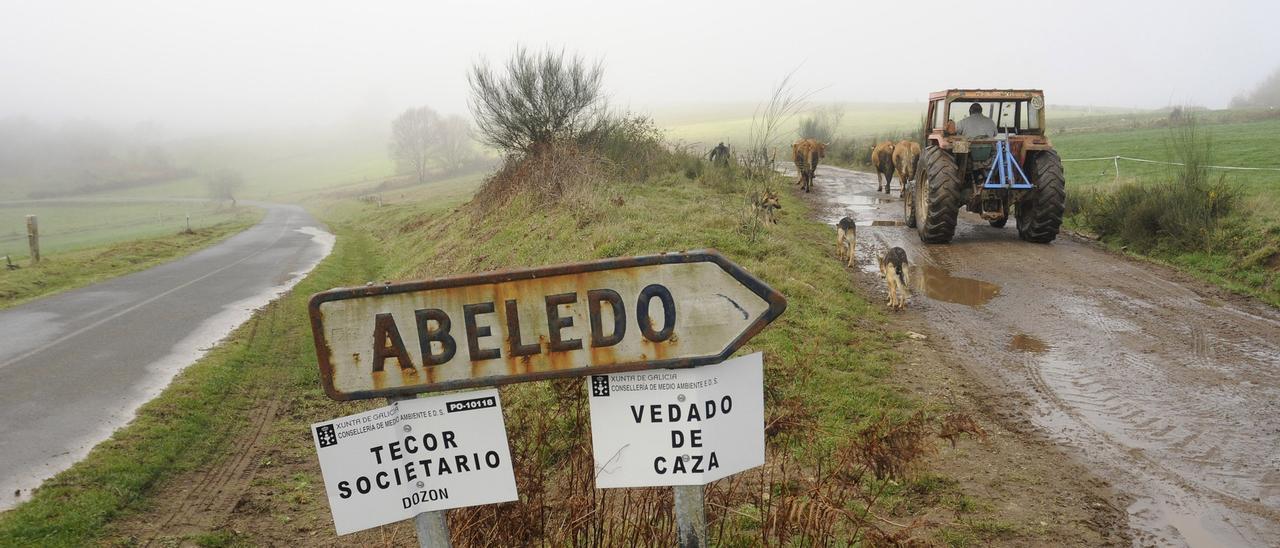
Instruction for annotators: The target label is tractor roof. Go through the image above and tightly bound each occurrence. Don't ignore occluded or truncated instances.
[929,89,1044,101]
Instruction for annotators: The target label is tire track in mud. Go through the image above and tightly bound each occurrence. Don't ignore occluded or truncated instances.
[799,164,1280,547]
[139,399,280,544]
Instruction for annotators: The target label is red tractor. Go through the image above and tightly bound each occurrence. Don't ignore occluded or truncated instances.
[903,89,1065,243]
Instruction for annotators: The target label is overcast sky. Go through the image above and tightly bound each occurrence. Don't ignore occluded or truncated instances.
[2,0,1277,132]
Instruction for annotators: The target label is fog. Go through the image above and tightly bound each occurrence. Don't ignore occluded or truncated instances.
[2,0,1277,133]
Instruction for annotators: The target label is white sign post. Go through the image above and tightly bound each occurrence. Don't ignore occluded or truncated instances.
[311,389,518,537]
[587,352,765,546]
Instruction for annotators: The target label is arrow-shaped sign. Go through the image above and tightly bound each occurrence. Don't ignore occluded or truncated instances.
[309,250,786,401]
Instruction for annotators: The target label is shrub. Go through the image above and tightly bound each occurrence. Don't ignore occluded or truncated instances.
[797,105,844,143]
[1068,116,1243,253]
[468,47,607,155]
[578,114,673,180]
[1072,176,1242,252]
[827,130,916,169]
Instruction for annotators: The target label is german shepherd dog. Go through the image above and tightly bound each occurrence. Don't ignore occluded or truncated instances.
[836,216,856,267]
[751,190,782,224]
[879,247,910,310]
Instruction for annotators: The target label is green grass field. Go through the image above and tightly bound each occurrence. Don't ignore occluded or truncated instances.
[1053,118,1280,196]
[655,102,924,147]
[0,200,251,260]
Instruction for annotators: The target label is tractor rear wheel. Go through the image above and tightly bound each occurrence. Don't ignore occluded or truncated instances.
[1016,150,1066,243]
[916,145,962,243]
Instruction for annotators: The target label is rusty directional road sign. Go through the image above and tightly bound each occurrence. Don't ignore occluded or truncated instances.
[308,250,786,400]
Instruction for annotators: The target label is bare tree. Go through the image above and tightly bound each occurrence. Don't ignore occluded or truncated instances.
[468,47,607,155]
[437,115,475,173]
[745,70,814,181]
[389,106,441,183]
[205,168,244,207]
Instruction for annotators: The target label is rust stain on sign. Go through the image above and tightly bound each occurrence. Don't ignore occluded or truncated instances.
[308,250,787,401]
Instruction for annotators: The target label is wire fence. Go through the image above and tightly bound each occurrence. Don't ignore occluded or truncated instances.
[1061,155,1280,172]
[0,208,231,245]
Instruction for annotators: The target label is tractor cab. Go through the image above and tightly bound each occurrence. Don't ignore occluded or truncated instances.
[926,89,1053,174]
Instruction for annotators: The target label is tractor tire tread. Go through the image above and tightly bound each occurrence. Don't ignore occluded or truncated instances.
[919,145,962,243]
[1017,150,1066,243]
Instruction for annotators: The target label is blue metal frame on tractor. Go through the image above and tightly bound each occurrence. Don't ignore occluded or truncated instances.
[983,138,1032,189]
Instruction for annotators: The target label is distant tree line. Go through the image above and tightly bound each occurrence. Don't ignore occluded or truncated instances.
[388,107,476,183]
[0,118,191,199]
[1231,66,1280,109]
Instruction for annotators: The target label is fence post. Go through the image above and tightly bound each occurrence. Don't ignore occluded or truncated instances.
[673,484,707,548]
[25,215,39,264]
[386,394,452,548]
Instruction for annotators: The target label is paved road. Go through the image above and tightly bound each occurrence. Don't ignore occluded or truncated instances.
[0,203,332,510]
[800,165,1280,547]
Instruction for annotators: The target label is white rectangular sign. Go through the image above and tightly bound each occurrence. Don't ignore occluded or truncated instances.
[587,352,765,488]
[311,389,518,535]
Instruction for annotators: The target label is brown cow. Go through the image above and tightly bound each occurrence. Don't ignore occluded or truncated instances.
[871,141,896,194]
[792,138,826,193]
[892,140,921,196]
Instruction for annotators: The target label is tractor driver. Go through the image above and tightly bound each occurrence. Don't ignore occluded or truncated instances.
[956,103,997,138]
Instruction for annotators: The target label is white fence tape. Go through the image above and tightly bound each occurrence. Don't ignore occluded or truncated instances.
[1061,155,1280,172]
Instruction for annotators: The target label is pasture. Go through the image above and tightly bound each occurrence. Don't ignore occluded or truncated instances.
[0,200,244,260]
[1054,118,1280,197]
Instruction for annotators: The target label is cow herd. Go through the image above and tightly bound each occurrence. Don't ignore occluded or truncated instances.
[791,139,921,196]
[868,140,921,195]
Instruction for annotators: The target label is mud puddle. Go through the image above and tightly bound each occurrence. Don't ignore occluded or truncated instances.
[825,194,885,223]
[857,259,1001,307]
[856,219,904,227]
[912,265,1001,306]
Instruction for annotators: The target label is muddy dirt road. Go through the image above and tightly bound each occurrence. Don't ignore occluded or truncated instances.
[802,165,1280,547]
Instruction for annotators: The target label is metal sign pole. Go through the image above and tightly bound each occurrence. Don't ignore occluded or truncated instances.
[386,394,453,548]
[673,485,707,548]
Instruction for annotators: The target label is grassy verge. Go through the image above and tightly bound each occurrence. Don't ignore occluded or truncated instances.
[0,207,263,310]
